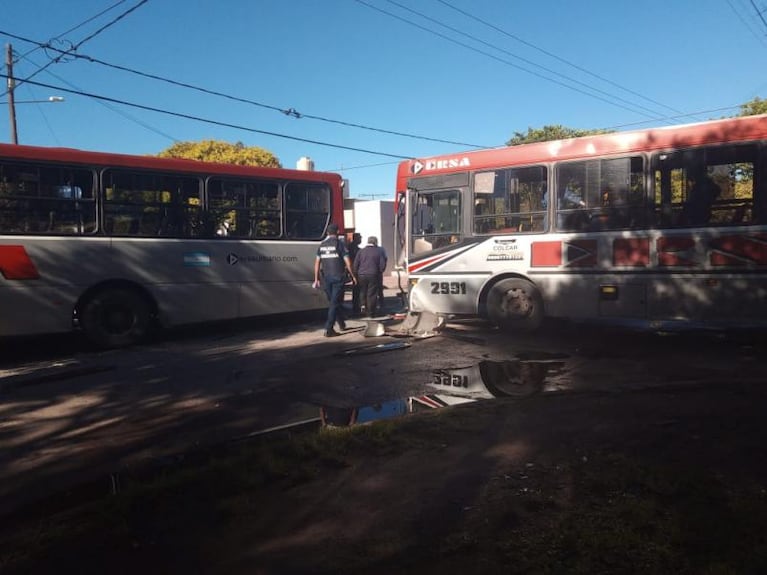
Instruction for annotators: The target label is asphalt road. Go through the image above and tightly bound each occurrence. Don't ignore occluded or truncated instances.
[2,293,766,517]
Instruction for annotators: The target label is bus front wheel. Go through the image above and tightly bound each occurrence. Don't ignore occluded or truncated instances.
[81,288,152,348]
[486,278,543,332]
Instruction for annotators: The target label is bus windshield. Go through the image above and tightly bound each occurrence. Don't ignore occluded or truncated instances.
[411,188,461,255]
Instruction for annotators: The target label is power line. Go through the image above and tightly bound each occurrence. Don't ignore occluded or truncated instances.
[15,0,132,63]
[603,104,743,131]
[0,29,493,150]
[19,52,179,142]
[354,0,668,121]
[383,0,676,120]
[6,0,149,95]
[331,160,400,172]
[435,0,686,116]
[749,0,767,33]
[727,0,767,48]
[72,0,148,50]
[0,74,413,160]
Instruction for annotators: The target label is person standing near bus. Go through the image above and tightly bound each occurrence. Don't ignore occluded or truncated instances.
[377,245,388,314]
[314,223,356,337]
[347,232,362,316]
[353,235,387,318]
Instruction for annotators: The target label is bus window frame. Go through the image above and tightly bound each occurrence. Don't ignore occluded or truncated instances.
[651,143,760,229]
[410,187,463,255]
[472,164,548,235]
[101,168,204,238]
[0,160,98,235]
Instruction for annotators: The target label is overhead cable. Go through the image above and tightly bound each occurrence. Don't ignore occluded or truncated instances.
[354,0,665,120]
[384,0,677,121]
[0,29,492,149]
[0,74,413,160]
[435,0,686,116]
[5,0,149,96]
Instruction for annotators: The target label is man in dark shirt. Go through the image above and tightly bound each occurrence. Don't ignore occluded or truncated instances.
[347,233,362,316]
[314,223,356,337]
[353,236,387,318]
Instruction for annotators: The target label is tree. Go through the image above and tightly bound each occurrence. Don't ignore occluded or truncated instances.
[737,97,767,117]
[157,140,281,168]
[506,125,612,146]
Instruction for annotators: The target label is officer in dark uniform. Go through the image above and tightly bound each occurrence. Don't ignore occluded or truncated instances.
[313,223,356,337]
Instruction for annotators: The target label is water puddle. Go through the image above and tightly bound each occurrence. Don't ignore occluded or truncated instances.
[320,357,566,428]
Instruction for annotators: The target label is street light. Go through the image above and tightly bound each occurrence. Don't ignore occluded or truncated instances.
[4,43,65,144]
[0,96,65,104]
[1,96,65,144]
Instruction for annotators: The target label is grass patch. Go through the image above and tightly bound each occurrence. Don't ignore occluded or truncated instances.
[3,403,767,574]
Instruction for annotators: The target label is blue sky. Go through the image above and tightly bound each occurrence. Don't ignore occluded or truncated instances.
[2,0,766,198]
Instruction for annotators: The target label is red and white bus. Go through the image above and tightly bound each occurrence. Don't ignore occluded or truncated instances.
[0,144,345,347]
[394,114,767,332]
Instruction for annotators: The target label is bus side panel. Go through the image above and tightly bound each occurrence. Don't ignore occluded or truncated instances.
[109,238,238,326]
[0,285,81,336]
[109,238,323,326]
[229,240,325,317]
[0,237,114,337]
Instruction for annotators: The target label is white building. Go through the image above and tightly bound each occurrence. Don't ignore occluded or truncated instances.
[344,199,397,281]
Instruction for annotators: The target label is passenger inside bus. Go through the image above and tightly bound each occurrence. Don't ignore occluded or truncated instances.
[557,180,590,231]
[682,169,721,226]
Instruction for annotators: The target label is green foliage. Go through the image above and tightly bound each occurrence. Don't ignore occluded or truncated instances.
[508,97,767,148]
[737,97,767,117]
[506,125,613,146]
[157,140,281,168]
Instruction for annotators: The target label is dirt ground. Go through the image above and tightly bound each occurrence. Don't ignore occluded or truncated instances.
[4,371,767,574]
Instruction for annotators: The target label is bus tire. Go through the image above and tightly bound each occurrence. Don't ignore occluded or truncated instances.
[486,278,543,332]
[81,288,152,348]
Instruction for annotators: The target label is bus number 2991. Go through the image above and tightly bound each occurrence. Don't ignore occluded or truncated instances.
[430,281,467,295]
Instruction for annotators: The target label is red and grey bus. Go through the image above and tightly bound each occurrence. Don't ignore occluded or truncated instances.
[0,144,344,347]
[394,114,767,332]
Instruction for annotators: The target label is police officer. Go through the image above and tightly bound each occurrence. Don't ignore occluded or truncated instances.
[313,223,356,337]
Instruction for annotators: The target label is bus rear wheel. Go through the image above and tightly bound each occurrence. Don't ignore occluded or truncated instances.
[487,278,543,332]
[80,288,152,348]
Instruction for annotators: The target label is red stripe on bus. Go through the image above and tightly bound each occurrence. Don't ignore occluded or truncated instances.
[0,246,41,280]
[613,238,650,267]
[408,253,445,274]
[710,234,767,267]
[413,395,447,409]
[657,237,696,267]
[531,241,562,267]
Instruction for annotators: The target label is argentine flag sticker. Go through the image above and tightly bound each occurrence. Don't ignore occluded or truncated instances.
[183,252,211,267]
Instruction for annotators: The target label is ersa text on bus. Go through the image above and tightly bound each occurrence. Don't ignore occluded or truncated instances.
[411,157,471,175]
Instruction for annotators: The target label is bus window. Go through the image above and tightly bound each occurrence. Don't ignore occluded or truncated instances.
[208,178,281,238]
[0,162,96,235]
[411,189,461,254]
[556,157,645,232]
[473,166,547,234]
[653,144,757,228]
[103,170,202,237]
[285,182,331,239]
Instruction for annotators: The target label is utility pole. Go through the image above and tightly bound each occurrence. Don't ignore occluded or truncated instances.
[6,43,18,144]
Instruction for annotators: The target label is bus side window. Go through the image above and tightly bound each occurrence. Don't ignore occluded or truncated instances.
[654,144,757,229]
[104,170,201,237]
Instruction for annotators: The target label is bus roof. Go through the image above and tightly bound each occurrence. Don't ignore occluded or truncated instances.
[0,142,343,185]
[396,114,767,195]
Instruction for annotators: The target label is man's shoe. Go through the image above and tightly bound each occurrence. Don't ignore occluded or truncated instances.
[337,322,347,331]
[324,329,340,337]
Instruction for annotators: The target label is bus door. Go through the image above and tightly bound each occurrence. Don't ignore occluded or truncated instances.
[407,172,468,257]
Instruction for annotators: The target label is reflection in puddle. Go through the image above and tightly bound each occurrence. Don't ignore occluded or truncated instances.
[320,358,564,428]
